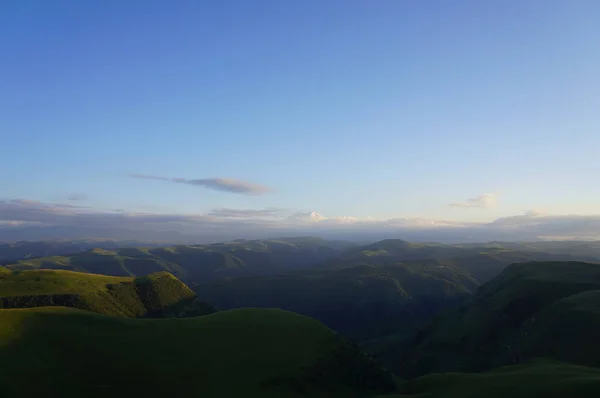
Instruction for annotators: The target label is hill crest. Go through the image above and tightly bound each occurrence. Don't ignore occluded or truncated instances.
[0,269,214,318]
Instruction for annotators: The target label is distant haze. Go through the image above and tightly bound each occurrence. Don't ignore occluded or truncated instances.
[1,199,600,244]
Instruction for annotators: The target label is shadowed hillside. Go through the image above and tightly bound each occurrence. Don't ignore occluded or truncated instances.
[377,359,600,398]
[198,263,477,340]
[0,307,395,398]
[387,261,600,377]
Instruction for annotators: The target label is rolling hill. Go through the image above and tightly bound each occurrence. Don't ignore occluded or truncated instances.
[3,237,357,283]
[323,239,594,283]
[0,307,396,398]
[4,245,600,396]
[0,239,167,265]
[6,238,600,353]
[387,261,600,377]
[380,359,600,398]
[0,268,214,318]
[4,238,596,289]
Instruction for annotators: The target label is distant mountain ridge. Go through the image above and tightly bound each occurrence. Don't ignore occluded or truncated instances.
[0,239,169,265]
[4,237,599,342]
[322,238,598,282]
[2,237,359,284]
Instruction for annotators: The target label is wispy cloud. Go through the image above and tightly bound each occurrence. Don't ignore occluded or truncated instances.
[208,208,281,218]
[130,174,271,195]
[450,193,497,209]
[10,199,41,205]
[67,193,88,201]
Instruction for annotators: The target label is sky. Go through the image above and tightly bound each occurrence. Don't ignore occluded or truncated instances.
[2,0,600,242]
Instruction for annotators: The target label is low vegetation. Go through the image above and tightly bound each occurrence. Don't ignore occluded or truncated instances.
[386,261,600,377]
[4,238,600,396]
[0,269,214,318]
[0,307,395,397]
[378,359,600,398]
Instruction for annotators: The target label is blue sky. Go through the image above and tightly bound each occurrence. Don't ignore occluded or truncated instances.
[2,0,600,230]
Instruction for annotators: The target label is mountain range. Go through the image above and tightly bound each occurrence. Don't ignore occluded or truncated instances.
[2,237,600,396]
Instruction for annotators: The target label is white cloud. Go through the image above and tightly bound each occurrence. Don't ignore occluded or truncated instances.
[329,216,360,223]
[208,208,281,218]
[524,209,546,217]
[130,174,271,195]
[2,199,600,243]
[285,212,328,223]
[450,193,497,209]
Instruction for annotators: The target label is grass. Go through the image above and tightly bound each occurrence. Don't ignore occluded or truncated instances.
[517,289,600,368]
[0,269,209,318]
[0,307,394,398]
[0,269,131,297]
[385,359,600,398]
[390,261,600,378]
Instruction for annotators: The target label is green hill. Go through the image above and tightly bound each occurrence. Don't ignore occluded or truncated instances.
[0,269,214,318]
[378,359,600,398]
[517,289,600,368]
[198,263,477,340]
[390,261,600,377]
[0,307,395,398]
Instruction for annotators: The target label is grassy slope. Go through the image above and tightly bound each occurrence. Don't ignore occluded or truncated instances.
[376,360,600,398]
[0,269,211,318]
[392,261,600,377]
[0,307,394,398]
[0,269,130,296]
[518,289,600,368]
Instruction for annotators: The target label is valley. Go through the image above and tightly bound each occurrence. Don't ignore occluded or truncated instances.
[1,237,600,397]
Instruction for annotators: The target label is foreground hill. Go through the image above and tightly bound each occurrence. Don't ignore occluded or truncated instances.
[4,237,356,283]
[0,268,214,318]
[198,263,477,340]
[0,307,395,398]
[389,261,600,377]
[378,359,600,398]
